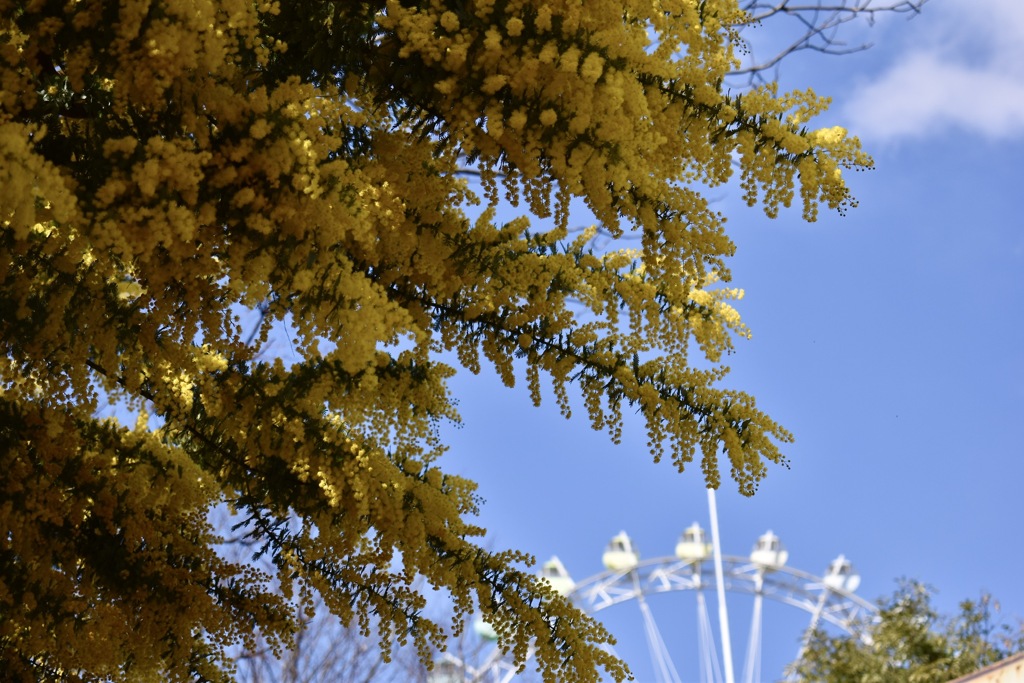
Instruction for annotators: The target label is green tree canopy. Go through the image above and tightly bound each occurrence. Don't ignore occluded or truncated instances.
[792,581,1024,683]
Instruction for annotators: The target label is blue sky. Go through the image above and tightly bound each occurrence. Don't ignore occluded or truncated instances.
[437,2,1024,680]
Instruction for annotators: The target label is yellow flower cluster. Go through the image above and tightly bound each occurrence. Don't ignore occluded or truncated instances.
[1,0,869,680]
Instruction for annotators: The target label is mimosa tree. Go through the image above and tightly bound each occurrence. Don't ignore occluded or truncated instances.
[1,0,879,680]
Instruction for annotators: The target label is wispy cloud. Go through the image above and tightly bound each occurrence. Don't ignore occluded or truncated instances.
[842,0,1024,142]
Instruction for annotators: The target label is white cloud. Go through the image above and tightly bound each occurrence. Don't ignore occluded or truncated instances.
[842,0,1024,142]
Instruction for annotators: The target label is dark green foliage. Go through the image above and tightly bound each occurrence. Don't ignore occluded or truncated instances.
[791,581,1024,683]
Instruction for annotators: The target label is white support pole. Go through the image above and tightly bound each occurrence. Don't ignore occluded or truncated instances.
[707,487,736,683]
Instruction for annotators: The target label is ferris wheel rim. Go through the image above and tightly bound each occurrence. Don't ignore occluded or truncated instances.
[568,553,876,638]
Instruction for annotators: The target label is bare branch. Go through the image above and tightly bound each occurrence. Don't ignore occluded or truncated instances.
[730,0,929,85]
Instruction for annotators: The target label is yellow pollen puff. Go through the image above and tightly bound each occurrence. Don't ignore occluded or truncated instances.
[250,119,271,140]
[439,11,459,32]
[292,270,314,292]
[581,53,604,83]
[535,5,552,31]
[508,110,527,130]
[505,17,524,37]
[481,75,508,94]
[483,28,501,51]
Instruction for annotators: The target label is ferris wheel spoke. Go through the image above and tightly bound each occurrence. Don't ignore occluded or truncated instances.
[696,590,724,683]
[742,590,763,683]
[638,594,683,683]
[632,570,683,683]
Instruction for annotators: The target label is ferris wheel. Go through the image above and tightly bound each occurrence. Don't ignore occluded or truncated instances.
[430,492,877,683]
